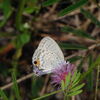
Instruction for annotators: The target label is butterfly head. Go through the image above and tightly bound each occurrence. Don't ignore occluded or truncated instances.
[33,59,46,76]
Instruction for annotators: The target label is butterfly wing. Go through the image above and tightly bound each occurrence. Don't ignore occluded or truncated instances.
[32,37,64,74]
[37,37,64,60]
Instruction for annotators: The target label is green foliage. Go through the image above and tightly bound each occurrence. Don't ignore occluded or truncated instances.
[0,0,13,27]
[12,71,21,100]
[80,55,100,81]
[31,76,45,98]
[80,8,100,27]
[65,73,71,88]
[61,73,71,91]
[42,0,60,6]
[77,58,84,71]
[24,0,40,14]
[0,0,99,100]
[15,0,40,30]
[15,0,26,30]
[0,89,8,100]
[67,56,82,63]
[61,80,65,91]
[58,0,88,16]
[59,43,88,50]
[33,72,84,100]
[67,90,83,96]
[61,71,85,96]
[13,33,31,49]
[85,54,94,91]
[33,89,62,100]
[61,26,94,39]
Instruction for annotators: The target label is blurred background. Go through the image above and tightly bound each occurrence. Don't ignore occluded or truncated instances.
[0,0,100,100]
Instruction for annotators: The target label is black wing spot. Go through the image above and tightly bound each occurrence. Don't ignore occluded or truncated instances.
[34,61,37,64]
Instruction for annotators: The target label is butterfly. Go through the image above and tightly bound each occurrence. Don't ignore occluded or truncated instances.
[32,37,65,76]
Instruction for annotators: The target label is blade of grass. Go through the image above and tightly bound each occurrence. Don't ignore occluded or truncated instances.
[95,65,100,100]
[0,89,8,100]
[86,54,93,91]
[65,73,71,88]
[80,56,100,81]
[33,89,62,100]
[58,0,88,16]
[67,56,82,63]
[77,58,84,71]
[42,0,60,6]
[69,83,85,92]
[61,80,65,91]
[80,8,100,27]
[73,73,81,84]
[61,26,94,39]
[15,0,26,30]
[12,71,21,100]
[67,90,83,96]
[0,0,13,27]
[59,43,88,50]
[71,80,80,89]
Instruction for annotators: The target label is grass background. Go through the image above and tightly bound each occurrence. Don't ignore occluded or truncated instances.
[0,0,100,100]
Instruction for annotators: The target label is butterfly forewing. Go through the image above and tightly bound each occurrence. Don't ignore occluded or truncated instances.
[37,37,64,60]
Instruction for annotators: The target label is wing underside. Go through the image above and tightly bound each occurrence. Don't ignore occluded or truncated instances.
[32,37,64,73]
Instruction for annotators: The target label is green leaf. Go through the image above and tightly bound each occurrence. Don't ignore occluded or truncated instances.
[61,26,94,39]
[0,89,8,100]
[70,83,85,92]
[42,0,60,6]
[13,33,31,49]
[77,58,84,71]
[80,8,100,27]
[68,90,83,96]
[24,0,40,14]
[0,0,13,27]
[12,72,21,100]
[71,71,81,89]
[31,77,44,98]
[80,55,100,81]
[86,54,94,91]
[71,71,78,82]
[58,0,88,16]
[13,48,22,60]
[59,43,88,50]
[86,71,93,91]
[15,0,26,30]
[67,56,82,63]
[33,89,62,100]
[61,80,65,91]
[73,72,81,84]
[65,73,71,88]
[2,0,12,18]
[71,80,80,89]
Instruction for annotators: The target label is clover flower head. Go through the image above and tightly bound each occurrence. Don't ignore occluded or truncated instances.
[51,61,75,85]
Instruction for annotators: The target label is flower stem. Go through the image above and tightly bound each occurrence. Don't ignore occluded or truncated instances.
[33,89,62,100]
[95,65,100,100]
[15,0,26,30]
[64,94,70,100]
[80,56,100,81]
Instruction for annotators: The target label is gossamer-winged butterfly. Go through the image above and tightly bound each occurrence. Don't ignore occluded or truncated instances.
[32,37,65,76]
